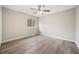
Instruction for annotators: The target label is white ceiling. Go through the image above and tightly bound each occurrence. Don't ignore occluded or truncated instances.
[3,5,76,17]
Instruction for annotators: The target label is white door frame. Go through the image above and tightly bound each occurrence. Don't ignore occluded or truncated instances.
[0,6,2,47]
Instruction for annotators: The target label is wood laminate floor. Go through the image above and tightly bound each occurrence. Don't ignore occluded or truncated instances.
[0,35,79,54]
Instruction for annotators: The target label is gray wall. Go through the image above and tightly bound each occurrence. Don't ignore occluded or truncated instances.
[39,8,76,41]
[2,7,38,42]
[76,6,79,46]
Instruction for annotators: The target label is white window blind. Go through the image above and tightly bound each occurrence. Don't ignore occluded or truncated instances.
[27,19,36,27]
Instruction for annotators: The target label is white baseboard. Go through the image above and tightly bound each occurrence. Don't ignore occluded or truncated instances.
[2,32,79,49]
[2,34,37,43]
[2,36,26,43]
[40,32,79,49]
[41,32,75,42]
[75,41,79,49]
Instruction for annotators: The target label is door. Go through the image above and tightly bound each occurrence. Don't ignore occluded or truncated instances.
[0,6,2,47]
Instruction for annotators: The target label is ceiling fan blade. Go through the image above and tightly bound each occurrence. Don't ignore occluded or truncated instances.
[33,12,37,14]
[30,8,37,10]
[43,10,50,12]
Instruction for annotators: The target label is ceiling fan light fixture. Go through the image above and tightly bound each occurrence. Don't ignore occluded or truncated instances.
[37,11,43,15]
[31,5,50,15]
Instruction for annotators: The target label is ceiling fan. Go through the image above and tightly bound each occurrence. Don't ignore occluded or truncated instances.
[30,5,50,15]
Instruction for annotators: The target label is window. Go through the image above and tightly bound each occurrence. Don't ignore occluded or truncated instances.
[27,19,36,27]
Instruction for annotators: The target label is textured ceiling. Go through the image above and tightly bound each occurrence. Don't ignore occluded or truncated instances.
[3,5,76,17]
